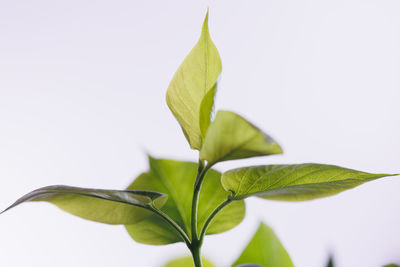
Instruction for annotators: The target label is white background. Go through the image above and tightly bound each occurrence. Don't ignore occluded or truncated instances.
[0,1,399,267]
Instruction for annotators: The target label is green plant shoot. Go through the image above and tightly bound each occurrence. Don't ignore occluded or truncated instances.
[1,10,397,267]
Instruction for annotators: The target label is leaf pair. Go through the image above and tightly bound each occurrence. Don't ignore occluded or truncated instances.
[165,222,293,267]
[166,12,282,165]
[3,159,395,243]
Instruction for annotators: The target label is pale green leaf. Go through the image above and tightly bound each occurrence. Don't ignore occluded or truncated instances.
[233,222,293,267]
[200,110,282,164]
[124,157,245,245]
[222,164,396,201]
[164,256,214,267]
[166,11,222,150]
[1,185,167,224]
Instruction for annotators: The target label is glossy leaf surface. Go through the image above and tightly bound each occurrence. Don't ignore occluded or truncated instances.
[2,185,167,224]
[164,256,214,267]
[233,222,293,267]
[125,157,245,245]
[222,164,395,201]
[166,11,222,150]
[200,110,282,164]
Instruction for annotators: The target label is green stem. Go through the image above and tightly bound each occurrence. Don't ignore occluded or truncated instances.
[190,243,202,267]
[189,160,213,267]
[150,207,191,246]
[198,198,232,244]
[190,161,211,242]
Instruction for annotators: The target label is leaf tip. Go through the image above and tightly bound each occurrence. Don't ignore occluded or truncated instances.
[259,221,267,227]
[275,143,284,154]
[257,221,271,232]
[146,153,155,161]
[146,154,161,167]
[375,173,399,179]
[202,9,210,33]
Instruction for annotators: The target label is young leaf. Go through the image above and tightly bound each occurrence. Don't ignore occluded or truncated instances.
[221,164,396,201]
[164,256,215,267]
[124,157,245,245]
[200,110,282,164]
[1,185,167,224]
[166,11,222,150]
[232,222,293,267]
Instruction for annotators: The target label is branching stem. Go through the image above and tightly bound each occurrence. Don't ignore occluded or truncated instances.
[150,158,225,267]
[190,161,211,242]
[150,207,191,246]
[189,160,214,267]
[198,198,233,244]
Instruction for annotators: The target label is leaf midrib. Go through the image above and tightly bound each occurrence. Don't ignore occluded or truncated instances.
[213,130,259,164]
[234,176,383,200]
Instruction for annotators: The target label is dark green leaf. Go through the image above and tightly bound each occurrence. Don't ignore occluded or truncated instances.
[232,222,293,267]
[166,11,222,150]
[164,256,214,267]
[200,110,282,164]
[2,185,167,224]
[222,164,396,201]
[124,157,245,245]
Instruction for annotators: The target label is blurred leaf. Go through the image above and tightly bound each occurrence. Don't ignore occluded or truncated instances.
[383,264,400,267]
[222,164,396,201]
[232,222,293,267]
[326,255,334,267]
[125,157,245,245]
[164,256,214,267]
[166,10,222,150]
[200,110,282,164]
[235,265,263,267]
[2,185,167,224]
